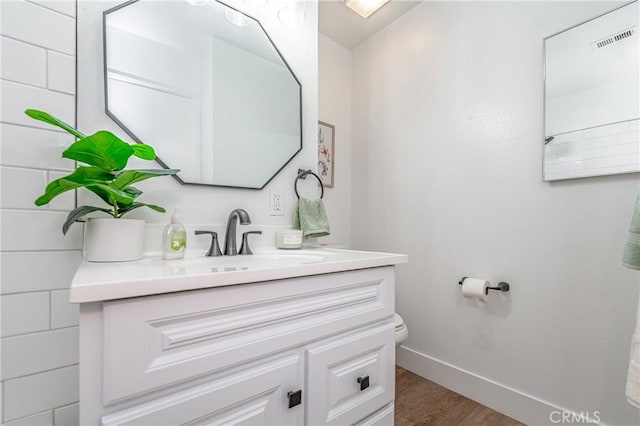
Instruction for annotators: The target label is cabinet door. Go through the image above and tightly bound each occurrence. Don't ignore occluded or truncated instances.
[306,322,395,426]
[101,354,303,426]
[102,267,394,403]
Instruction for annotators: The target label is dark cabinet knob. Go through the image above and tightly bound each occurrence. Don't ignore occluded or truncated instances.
[287,389,302,408]
[357,376,370,391]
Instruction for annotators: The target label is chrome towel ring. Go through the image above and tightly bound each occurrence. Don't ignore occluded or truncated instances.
[295,169,324,199]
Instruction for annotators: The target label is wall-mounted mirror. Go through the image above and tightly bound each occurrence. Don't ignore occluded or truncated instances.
[104,0,302,189]
[544,1,638,181]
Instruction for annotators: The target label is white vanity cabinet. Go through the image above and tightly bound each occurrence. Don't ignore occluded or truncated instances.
[75,258,403,426]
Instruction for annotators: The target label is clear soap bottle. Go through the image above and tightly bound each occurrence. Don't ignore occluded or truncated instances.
[163,208,186,260]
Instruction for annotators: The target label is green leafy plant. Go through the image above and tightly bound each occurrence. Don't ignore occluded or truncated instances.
[26,109,179,234]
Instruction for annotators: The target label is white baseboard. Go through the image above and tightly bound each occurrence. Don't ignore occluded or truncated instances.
[396,346,607,426]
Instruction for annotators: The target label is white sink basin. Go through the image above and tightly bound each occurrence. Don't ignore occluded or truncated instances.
[174,249,333,272]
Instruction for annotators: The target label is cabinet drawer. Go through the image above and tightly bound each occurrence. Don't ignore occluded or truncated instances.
[101,353,304,426]
[355,403,394,426]
[102,267,394,403]
[306,322,395,426]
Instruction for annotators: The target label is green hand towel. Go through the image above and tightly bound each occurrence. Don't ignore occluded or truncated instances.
[293,197,330,238]
[624,194,640,270]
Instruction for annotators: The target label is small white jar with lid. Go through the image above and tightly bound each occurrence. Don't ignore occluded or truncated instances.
[276,229,303,249]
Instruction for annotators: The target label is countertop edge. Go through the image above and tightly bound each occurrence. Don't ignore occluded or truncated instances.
[70,251,408,303]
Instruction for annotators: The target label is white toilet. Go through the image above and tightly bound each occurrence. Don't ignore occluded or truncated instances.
[394,313,408,347]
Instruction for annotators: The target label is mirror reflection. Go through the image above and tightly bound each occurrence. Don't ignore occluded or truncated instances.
[544,1,639,181]
[104,0,302,189]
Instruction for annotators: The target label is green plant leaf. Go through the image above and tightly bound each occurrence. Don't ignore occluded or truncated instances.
[35,180,76,206]
[63,131,134,171]
[25,109,86,139]
[86,184,136,205]
[131,144,156,160]
[112,169,180,190]
[84,186,115,207]
[25,110,174,229]
[62,206,112,235]
[118,202,166,216]
[144,204,166,213]
[35,167,116,206]
[124,186,143,199]
[84,185,141,208]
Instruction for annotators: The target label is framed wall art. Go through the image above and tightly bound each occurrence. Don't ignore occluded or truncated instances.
[318,121,335,188]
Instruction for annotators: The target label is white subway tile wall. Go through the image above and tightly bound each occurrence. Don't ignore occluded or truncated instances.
[1,210,83,251]
[53,403,79,426]
[0,166,47,209]
[544,119,640,180]
[0,293,50,337]
[50,290,78,329]
[0,1,81,424]
[3,410,53,426]
[0,124,75,171]
[1,328,79,380]
[0,80,75,129]
[0,0,75,54]
[30,0,76,18]
[47,51,75,95]
[0,37,47,88]
[1,251,80,294]
[3,366,79,421]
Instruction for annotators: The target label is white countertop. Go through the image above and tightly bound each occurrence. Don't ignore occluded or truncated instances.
[70,248,408,303]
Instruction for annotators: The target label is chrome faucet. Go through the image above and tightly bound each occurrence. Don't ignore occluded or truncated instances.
[223,209,251,256]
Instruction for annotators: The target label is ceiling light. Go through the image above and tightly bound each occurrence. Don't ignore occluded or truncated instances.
[344,0,390,19]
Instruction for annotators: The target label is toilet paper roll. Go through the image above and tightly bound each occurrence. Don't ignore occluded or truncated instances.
[461,278,489,301]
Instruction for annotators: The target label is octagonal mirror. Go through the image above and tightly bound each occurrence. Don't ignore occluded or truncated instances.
[104,0,302,189]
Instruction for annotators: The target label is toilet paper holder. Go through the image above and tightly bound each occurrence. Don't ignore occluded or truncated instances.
[458,277,510,294]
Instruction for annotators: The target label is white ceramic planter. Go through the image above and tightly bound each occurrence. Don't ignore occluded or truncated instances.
[84,218,145,262]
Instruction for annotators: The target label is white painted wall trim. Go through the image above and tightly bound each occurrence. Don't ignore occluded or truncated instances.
[397,346,608,426]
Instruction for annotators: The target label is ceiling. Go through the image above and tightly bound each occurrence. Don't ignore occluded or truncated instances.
[319,0,422,49]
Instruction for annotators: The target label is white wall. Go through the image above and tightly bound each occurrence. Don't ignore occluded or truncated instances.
[350,2,639,425]
[0,1,81,424]
[318,34,352,247]
[77,0,318,251]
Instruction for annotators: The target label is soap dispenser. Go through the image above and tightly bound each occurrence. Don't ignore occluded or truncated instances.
[163,207,186,260]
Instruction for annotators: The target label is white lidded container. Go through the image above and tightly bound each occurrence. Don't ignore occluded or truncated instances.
[276,229,303,249]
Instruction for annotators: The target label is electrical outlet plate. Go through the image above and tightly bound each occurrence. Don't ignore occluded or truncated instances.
[269,189,284,216]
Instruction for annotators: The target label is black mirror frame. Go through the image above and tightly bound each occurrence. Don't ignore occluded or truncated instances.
[102,0,303,190]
